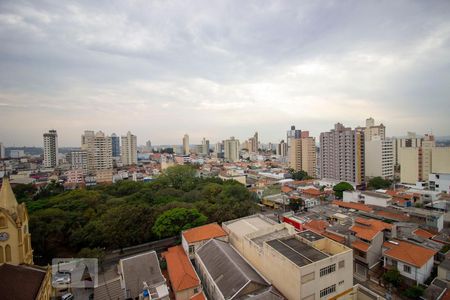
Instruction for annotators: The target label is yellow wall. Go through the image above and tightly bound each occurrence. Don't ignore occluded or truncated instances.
[399,148,419,184]
[432,147,450,173]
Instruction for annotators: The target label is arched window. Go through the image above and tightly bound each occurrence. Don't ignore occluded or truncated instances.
[0,216,6,228]
[5,244,11,262]
[24,236,29,253]
[0,246,3,263]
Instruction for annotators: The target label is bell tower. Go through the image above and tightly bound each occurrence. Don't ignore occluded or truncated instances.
[0,176,33,265]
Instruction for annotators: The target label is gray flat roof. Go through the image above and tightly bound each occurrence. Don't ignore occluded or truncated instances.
[266,237,329,267]
[298,230,325,242]
[251,228,290,247]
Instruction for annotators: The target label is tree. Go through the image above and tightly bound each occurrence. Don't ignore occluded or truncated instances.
[367,177,392,190]
[382,269,402,287]
[402,285,424,299]
[333,182,354,199]
[158,165,197,191]
[288,169,311,181]
[152,208,207,238]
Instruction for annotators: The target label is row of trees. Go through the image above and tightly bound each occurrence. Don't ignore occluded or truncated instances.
[15,165,258,264]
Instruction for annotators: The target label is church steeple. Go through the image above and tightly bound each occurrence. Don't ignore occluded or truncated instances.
[0,176,18,215]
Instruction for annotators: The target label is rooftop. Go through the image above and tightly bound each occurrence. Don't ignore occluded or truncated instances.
[413,228,435,239]
[332,200,373,212]
[182,223,227,244]
[0,264,47,300]
[266,235,329,267]
[361,191,392,199]
[223,214,277,237]
[251,228,290,247]
[163,246,199,292]
[350,218,392,241]
[298,230,325,242]
[383,240,437,267]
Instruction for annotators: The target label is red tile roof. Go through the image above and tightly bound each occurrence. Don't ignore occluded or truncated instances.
[374,210,410,222]
[413,228,435,239]
[163,246,200,292]
[332,200,373,212]
[281,186,294,193]
[304,220,328,233]
[190,291,206,300]
[301,188,323,197]
[182,223,227,243]
[352,240,370,252]
[383,240,437,268]
[322,231,346,244]
[350,218,392,241]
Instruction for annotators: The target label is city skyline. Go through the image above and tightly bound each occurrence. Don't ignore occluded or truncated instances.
[1,1,450,146]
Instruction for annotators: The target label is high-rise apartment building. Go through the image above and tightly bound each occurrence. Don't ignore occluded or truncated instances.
[121,131,137,165]
[276,140,287,157]
[43,129,59,168]
[248,132,259,153]
[214,142,224,158]
[365,137,394,179]
[288,131,317,177]
[111,133,120,158]
[201,138,210,155]
[145,140,152,151]
[0,142,5,159]
[360,117,385,141]
[286,125,301,158]
[68,150,88,174]
[393,132,423,166]
[224,137,240,162]
[183,134,190,155]
[320,123,365,185]
[81,130,113,173]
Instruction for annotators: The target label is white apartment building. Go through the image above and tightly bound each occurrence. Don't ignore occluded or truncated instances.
[429,173,450,193]
[224,137,240,162]
[121,131,137,166]
[222,215,353,300]
[365,137,394,179]
[81,130,113,173]
[43,130,59,168]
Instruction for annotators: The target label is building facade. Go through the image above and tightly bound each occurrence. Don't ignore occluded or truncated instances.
[68,150,88,174]
[365,137,394,179]
[183,134,190,155]
[81,130,113,173]
[224,137,240,162]
[111,133,121,158]
[43,130,58,168]
[121,131,137,166]
[320,123,365,185]
[276,140,287,157]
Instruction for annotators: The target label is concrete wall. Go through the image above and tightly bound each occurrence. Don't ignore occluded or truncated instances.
[432,148,450,174]
[399,148,419,184]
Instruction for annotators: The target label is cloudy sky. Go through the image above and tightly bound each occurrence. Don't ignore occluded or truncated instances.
[1,0,449,147]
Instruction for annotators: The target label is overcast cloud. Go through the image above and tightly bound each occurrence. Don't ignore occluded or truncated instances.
[0,0,449,146]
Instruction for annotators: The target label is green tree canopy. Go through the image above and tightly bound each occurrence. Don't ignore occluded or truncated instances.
[333,182,354,199]
[382,269,402,287]
[367,177,392,190]
[288,169,312,181]
[152,207,207,238]
[158,165,197,191]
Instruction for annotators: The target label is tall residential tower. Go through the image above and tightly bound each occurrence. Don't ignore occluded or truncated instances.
[43,129,58,168]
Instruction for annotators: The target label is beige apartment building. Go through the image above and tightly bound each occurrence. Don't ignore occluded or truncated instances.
[222,215,353,300]
[224,137,240,162]
[289,132,317,177]
[320,123,365,185]
[81,130,113,173]
[183,134,189,155]
[43,129,59,168]
[361,117,385,142]
[121,131,137,166]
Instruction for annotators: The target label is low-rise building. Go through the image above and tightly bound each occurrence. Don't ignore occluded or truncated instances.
[343,190,392,207]
[382,239,437,284]
[223,214,353,300]
[195,239,282,300]
[181,223,228,260]
[429,173,450,194]
[0,263,53,300]
[118,251,169,300]
[163,246,202,300]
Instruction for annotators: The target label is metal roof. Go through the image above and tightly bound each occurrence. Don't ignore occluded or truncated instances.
[266,237,329,267]
[196,239,269,299]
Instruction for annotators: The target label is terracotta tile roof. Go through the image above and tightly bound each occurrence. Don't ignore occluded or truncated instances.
[301,188,323,197]
[332,200,373,213]
[374,210,410,222]
[281,186,294,193]
[413,228,435,239]
[304,220,328,233]
[182,223,227,243]
[163,246,200,292]
[322,231,346,244]
[352,240,370,252]
[190,291,206,300]
[350,218,392,241]
[291,179,315,185]
[383,240,437,268]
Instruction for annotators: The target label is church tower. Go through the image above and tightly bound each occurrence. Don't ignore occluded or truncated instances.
[0,176,33,265]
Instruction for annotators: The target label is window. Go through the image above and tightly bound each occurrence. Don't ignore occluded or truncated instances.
[339,280,344,285]
[0,246,3,263]
[320,264,336,277]
[320,284,336,298]
[189,245,195,254]
[338,260,345,269]
[301,272,315,283]
[5,245,11,262]
[0,217,6,228]
[403,265,411,273]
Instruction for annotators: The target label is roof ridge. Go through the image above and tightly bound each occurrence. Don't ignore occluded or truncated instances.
[215,240,251,283]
